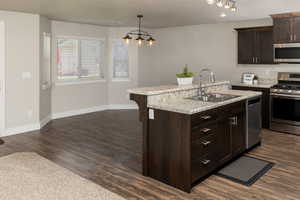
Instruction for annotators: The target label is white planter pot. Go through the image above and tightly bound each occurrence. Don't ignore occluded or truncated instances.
[177,77,193,86]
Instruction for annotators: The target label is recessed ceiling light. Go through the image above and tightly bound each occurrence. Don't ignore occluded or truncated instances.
[220,13,227,17]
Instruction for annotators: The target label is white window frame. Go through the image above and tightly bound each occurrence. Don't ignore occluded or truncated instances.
[111,39,130,82]
[54,35,106,85]
[42,32,52,90]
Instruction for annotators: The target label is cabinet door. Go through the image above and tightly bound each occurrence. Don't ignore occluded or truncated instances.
[256,28,274,64]
[217,118,232,164]
[238,30,255,64]
[292,16,300,42]
[273,18,292,43]
[231,113,246,156]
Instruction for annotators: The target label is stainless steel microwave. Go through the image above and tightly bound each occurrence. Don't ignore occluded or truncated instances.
[274,43,300,63]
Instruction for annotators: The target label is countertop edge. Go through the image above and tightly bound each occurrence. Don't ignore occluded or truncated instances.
[148,92,262,115]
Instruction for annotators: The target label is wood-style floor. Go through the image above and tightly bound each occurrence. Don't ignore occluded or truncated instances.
[0,110,299,200]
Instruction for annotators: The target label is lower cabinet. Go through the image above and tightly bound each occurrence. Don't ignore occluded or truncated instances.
[148,100,246,193]
[232,85,270,128]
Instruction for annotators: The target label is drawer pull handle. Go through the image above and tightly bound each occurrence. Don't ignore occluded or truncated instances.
[201,160,211,165]
[201,115,211,120]
[201,128,211,134]
[202,141,211,146]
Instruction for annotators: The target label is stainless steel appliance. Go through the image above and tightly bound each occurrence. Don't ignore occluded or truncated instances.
[241,73,255,84]
[246,96,262,149]
[274,43,300,63]
[270,72,300,135]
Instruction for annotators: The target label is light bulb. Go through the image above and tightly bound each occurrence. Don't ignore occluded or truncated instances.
[230,1,237,12]
[147,37,155,47]
[216,0,223,7]
[224,0,231,9]
[123,34,132,45]
[138,39,142,46]
[206,0,215,5]
[231,6,237,12]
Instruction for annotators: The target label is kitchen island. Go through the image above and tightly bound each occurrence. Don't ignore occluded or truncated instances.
[129,81,261,192]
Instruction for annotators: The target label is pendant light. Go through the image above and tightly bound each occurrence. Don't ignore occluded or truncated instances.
[122,15,155,47]
[207,0,238,12]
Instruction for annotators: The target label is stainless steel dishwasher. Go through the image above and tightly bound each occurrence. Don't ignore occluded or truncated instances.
[246,96,262,149]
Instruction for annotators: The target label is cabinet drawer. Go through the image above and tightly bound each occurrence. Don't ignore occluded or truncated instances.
[192,134,218,161]
[191,109,219,128]
[192,123,218,140]
[223,101,245,115]
[191,153,219,183]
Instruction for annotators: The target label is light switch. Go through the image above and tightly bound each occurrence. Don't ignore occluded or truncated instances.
[22,72,31,79]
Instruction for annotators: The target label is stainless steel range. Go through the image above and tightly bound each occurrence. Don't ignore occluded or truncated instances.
[270,72,300,135]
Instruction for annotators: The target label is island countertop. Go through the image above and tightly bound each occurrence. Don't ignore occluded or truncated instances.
[147,89,261,115]
[128,81,230,96]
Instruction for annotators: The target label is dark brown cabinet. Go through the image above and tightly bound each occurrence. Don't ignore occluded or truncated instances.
[272,13,300,43]
[236,27,274,64]
[230,112,246,156]
[147,100,246,193]
[232,85,270,128]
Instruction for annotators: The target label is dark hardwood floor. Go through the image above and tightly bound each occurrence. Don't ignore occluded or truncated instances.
[0,110,299,200]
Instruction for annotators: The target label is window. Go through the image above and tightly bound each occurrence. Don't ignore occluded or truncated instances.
[42,33,51,89]
[112,40,129,79]
[56,37,104,82]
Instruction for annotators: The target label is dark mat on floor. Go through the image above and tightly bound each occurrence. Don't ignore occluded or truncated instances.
[216,156,274,186]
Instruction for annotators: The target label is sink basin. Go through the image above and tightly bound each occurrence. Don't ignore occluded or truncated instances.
[187,93,240,103]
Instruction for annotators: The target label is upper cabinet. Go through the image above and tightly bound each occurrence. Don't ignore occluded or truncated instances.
[272,13,300,43]
[235,26,274,65]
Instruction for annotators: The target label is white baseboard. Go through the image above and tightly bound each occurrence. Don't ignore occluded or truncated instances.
[52,105,108,120]
[106,104,138,110]
[40,115,52,128]
[2,104,138,137]
[3,123,40,137]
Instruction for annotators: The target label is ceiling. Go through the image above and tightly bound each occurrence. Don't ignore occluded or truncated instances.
[0,0,300,28]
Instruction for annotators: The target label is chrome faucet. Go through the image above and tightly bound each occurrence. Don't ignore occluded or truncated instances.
[198,68,216,97]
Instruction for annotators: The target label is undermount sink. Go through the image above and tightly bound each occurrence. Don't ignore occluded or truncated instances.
[187,93,240,103]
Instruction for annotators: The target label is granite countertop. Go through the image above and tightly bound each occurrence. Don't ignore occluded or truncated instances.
[148,90,262,115]
[231,82,276,89]
[128,81,230,96]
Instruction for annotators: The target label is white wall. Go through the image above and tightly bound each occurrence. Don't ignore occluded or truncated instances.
[0,11,40,133]
[139,18,300,86]
[51,21,138,116]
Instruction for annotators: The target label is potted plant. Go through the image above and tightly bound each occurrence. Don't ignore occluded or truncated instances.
[176,65,194,85]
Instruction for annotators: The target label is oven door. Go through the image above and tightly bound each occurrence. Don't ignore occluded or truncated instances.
[274,43,300,63]
[271,93,300,125]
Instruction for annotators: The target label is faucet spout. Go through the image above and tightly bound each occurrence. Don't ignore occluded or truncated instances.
[198,68,216,97]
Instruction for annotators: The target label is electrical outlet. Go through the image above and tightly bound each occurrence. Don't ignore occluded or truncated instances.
[149,109,154,120]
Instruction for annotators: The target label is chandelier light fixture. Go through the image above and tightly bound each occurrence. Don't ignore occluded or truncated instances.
[123,15,155,47]
[206,0,237,12]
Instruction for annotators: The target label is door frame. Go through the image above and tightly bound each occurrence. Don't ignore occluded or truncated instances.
[0,21,5,136]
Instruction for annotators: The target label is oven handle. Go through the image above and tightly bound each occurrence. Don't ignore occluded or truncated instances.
[271,93,300,100]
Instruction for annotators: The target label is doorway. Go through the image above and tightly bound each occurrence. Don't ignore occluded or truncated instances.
[0,21,5,136]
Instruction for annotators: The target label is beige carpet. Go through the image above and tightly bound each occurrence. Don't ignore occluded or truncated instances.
[0,152,125,200]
